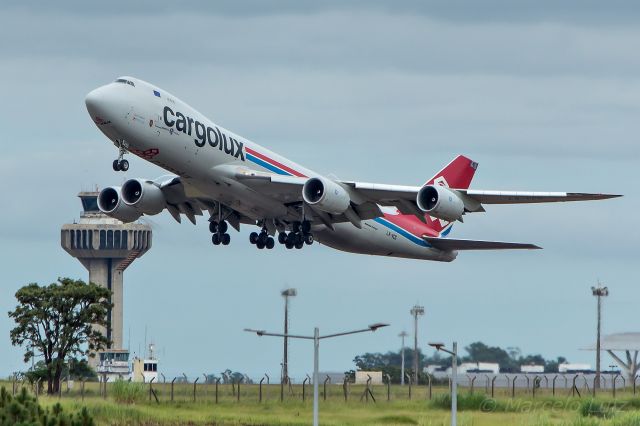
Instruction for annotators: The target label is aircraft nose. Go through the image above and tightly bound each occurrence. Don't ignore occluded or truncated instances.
[85,85,122,123]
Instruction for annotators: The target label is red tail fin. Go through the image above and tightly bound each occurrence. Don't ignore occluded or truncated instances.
[424,155,478,189]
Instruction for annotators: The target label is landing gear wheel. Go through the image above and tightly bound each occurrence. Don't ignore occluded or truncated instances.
[295,241,304,249]
[278,232,287,244]
[217,221,228,233]
[258,233,268,246]
[221,233,231,245]
[301,221,311,234]
[285,242,294,249]
[286,233,296,245]
[257,240,265,249]
[249,232,259,244]
[304,234,314,245]
[112,160,120,171]
[119,159,129,171]
[211,234,221,245]
[266,237,275,249]
[209,221,218,233]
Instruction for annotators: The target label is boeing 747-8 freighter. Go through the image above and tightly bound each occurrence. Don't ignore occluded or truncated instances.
[85,76,619,261]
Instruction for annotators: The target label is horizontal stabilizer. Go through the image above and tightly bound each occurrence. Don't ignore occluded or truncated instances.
[423,236,541,251]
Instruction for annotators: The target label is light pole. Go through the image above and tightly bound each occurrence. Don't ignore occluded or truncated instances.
[592,285,609,390]
[281,288,297,383]
[245,323,389,426]
[399,331,408,385]
[410,305,425,384]
[430,342,457,426]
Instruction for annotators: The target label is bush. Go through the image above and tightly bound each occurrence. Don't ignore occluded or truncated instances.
[579,399,615,419]
[0,386,93,425]
[111,379,145,404]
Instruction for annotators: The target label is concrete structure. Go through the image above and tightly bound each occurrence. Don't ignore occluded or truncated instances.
[584,332,640,381]
[521,364,544,374]
[61,191,152,353]
[96,349,131,382]
[355,371,383,385]
[447,362,499,375]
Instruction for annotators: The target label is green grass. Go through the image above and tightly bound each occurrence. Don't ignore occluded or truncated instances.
[3,380,640,425]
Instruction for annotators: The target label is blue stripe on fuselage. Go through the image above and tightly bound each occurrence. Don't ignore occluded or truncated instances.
[373,217,431,247]
[246,153,291,176]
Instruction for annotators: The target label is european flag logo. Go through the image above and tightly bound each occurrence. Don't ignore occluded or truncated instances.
[153,90,161,98]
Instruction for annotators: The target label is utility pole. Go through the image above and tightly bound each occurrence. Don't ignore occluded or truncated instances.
[281,288,297,384]
[410,305,424,384]
[399,331,408,385]
[592,284,609,390]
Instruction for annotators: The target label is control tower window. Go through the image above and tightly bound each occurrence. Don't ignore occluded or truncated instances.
[114,230,121,249]
[107,230,114,249]
[80,196,99,213]
[99,230,106,249]
[115,78,135,87]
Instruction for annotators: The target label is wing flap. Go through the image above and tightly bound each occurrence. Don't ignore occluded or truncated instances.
[423,236,541,251]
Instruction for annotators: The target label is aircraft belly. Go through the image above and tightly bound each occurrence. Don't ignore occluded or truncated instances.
[315,220,456,262]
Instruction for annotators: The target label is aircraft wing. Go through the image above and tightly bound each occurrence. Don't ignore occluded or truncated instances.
[341,181,621,214]
[422,236,541,251]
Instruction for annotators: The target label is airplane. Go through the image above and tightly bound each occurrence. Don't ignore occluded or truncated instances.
[85,76,620,262]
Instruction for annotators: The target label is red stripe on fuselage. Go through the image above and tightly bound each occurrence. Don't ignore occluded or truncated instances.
[382,212,441,238]
[245,147,307,178]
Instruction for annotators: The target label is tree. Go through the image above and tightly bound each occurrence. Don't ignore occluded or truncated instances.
[9,278,111,394]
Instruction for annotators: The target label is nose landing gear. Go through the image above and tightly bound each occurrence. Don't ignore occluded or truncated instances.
[112,140,130,172]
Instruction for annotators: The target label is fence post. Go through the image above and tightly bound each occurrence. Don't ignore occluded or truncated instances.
[512,375,517,398]
[193,377,199,402]
[406,374,412,400]
[215,378,220,404]
[491,376,497,398]
[532,376,539,398]
[171,377,176,402]
[572,375,579,397]
[384,374,391,402]
[237,378,241,402]
[552,375,558,396]
[427,374,432,400]
[524,375,530,394]
[343,377,349,402]
[468,375,476,394]
[149,377,155,402]
[613,374,619,398]
[259,377,265,402]
[281,376,284,402]
[303,376,309,401]
[324,375,331,401]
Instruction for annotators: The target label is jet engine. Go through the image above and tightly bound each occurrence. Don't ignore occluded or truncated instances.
[97,186,142,223]
[302,177,350,214]
[416,185,465,222]
[121,179,166,215]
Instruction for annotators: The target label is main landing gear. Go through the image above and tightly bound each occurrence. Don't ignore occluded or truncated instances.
[210,220,231,246]
[249,229,275,250]
[112,140,130,172]
[278,221,313,250]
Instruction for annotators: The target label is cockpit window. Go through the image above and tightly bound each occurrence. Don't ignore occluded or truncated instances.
[115,78,135,87]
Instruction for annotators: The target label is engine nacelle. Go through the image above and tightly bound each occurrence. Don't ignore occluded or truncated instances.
[121,179,166,215]
[97,186,142,223]
[416,185,465,222]
[302,177,350,214]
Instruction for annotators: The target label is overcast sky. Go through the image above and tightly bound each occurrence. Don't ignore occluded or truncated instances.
[1,1,638,380]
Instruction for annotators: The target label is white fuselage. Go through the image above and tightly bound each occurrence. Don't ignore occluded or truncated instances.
[85,77,456,262]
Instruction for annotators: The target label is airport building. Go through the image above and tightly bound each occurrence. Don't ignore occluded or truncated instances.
[61,191,152,377]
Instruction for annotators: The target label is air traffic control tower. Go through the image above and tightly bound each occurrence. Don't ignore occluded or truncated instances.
[61,191,152,351]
